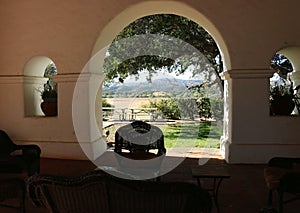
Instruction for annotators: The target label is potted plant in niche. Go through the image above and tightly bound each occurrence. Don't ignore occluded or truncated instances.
[269,70,295,115]
[40,63,58,116]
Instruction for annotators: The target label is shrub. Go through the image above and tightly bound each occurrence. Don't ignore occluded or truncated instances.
[102,99,113,107]
[143,98,181,120]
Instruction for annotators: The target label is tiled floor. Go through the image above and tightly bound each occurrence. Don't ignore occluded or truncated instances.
[1,154,300,213]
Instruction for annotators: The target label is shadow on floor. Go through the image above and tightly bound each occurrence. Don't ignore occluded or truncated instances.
[1,157,300,213]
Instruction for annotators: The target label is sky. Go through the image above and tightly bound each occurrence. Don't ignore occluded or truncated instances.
[123,68,195,84]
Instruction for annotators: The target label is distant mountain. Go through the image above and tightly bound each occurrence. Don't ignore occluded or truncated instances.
[102,78,202,97]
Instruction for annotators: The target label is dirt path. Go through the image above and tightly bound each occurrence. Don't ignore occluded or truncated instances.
[105,98,163,108]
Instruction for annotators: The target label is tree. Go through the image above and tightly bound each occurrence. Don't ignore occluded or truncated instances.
[103,14,222,85]
[102,98,113,108]
[103,14,224,120]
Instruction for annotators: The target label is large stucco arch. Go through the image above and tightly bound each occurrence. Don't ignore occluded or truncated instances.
[91,1,231,71]
[88,1,231,160]
[24,56,54,116]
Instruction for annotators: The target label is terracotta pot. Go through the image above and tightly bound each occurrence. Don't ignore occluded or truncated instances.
[270,95,295,115]
[41,101,57,116]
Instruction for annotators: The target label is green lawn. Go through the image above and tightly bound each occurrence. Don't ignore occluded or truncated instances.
[105,121,221,149]
[159,121,221,149]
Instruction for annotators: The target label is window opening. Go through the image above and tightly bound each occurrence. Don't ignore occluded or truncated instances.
[269,53,299,115]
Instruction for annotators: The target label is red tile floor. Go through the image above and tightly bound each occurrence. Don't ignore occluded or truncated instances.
[1,155,300,213]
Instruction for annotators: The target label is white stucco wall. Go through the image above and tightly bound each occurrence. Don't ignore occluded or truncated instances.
[0,0,300,162]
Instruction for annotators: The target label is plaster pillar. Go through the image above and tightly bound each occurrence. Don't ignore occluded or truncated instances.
[220,69,274,163]
[70,72,107,161]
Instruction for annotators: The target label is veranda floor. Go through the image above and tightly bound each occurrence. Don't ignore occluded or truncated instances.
[1,152,300,213]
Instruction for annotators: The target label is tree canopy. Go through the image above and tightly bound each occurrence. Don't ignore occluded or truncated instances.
[103,14,222,85]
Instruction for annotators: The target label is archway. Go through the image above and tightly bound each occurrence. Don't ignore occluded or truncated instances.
[102,14,224,159]
[24,56,57,116]
[79,1,231,161]
[92,1,230,69]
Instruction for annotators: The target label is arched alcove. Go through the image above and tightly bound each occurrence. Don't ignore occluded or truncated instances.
[269,47,300,115]
[24,56,57,116]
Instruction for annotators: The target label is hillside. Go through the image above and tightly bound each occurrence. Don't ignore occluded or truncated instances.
[102,78,202,98]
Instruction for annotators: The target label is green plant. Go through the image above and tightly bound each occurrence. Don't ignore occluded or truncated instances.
[102,98,113,107]
[143,98,181,120]
[269,67,293,101]
[270,82,293,101]
[105,122,221,149]
[42,63,57,102]
[269,71,296,115]
[41,89,57,102]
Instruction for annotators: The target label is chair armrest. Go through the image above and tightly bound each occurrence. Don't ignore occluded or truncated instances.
[268,157,300,169]
[280,173,300,193]
[16,145,41,158]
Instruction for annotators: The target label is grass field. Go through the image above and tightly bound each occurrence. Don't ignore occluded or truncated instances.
[160,121,221,148]
[104,98,222,149]
[105,121,221,149]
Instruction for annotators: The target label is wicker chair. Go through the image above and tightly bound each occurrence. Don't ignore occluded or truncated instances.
[0,130,40,212]
[28,170,212,213]
[0,178,26,213]
[264,157,300,212]
[0,130,41,176]
[114,121,166,179]
[114,120,166,156]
